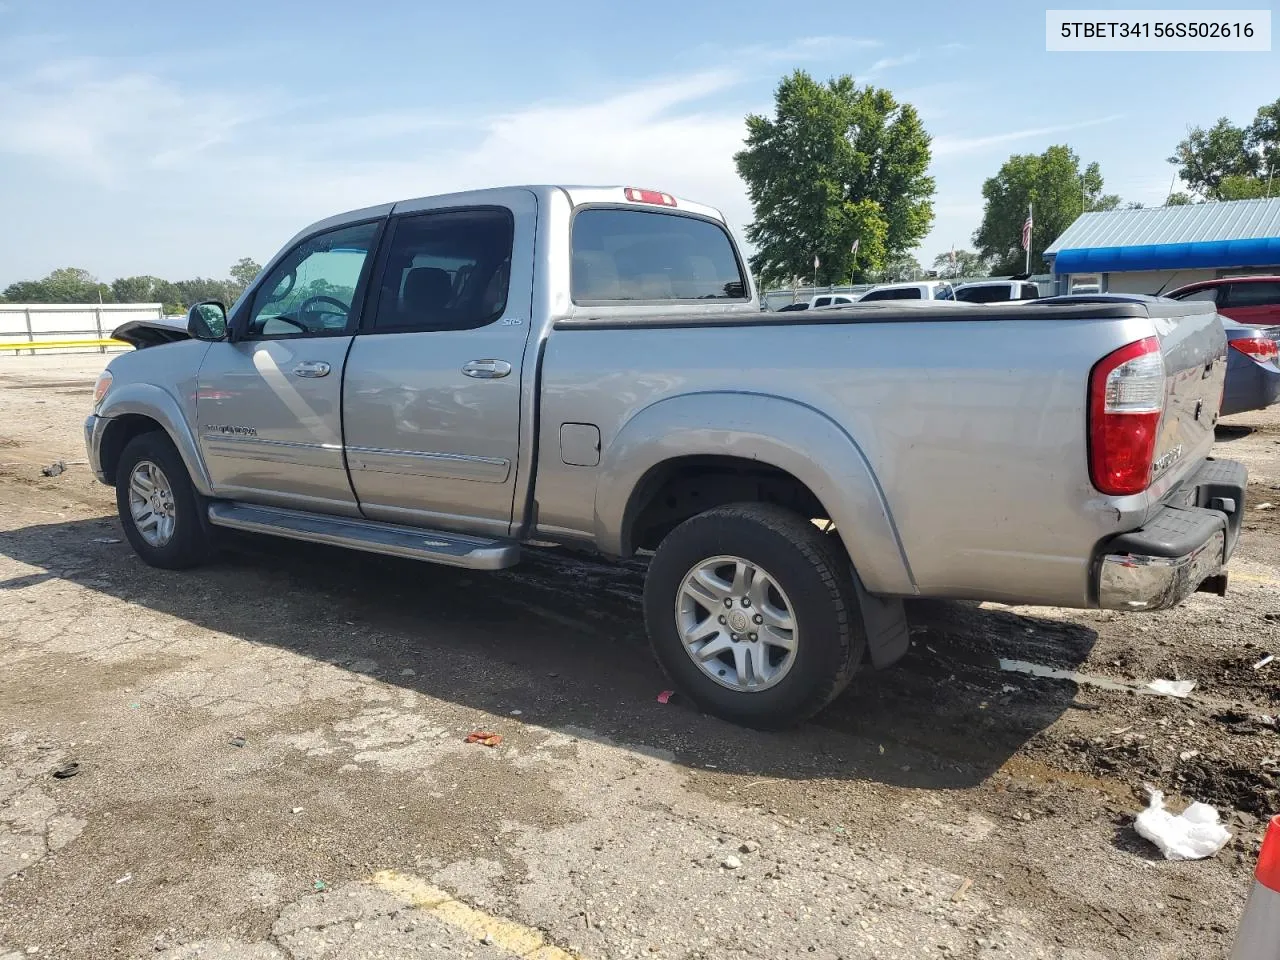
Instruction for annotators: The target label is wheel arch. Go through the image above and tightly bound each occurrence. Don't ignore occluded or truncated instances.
[97,383,214,495]
[595,391,916,597]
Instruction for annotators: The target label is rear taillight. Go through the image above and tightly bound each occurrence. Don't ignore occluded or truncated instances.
[624,187,677,207]
[1088,337,1166,496]
[1229,337,1279,364]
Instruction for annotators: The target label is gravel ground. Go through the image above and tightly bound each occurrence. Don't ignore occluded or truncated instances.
[0,353,1277,960]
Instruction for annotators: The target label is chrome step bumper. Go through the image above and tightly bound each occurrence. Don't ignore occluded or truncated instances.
[1095,458,1245,611]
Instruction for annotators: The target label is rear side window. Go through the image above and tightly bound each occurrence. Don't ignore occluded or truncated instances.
[861,287,922,301]
[954,285,1011,304]
[1174,286,1221,303]
[813,296,832,307]
[371,208,513,332]
[1225,281,1280,307]
[572,209,746,303]
[1020,284,1040,300]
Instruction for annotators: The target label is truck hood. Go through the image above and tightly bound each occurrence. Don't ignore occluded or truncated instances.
[111,316,191,349]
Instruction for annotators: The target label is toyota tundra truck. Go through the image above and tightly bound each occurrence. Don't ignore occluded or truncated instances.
[88,185,1245,728]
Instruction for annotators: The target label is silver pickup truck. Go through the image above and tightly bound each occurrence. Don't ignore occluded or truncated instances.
[87,184,1246,728]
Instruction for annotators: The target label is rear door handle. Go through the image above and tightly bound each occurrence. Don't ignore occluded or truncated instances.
[462,359,512,379]
[292,361,331,378]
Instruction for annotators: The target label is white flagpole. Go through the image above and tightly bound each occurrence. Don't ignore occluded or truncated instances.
[1025,202,1033,275]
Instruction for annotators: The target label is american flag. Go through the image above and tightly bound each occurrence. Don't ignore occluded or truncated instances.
[813,254,820,269]
[1021,211,1034,251]
[851,239,859,256]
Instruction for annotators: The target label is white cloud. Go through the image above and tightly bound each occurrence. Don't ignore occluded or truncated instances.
[866,52,921,76]
[932,114,1125,157]
[0,57,255,183]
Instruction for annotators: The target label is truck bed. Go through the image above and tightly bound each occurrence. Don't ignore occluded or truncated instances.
[536,295,1227,608]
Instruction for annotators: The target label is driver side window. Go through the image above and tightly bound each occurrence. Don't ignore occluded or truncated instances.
[247,221,380,338]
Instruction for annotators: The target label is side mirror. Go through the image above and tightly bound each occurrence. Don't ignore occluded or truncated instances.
[187,301,228,341]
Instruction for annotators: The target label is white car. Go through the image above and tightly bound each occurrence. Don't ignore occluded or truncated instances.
[952,280,1042,304]
[858,281,956,302]
[808,293,858,309]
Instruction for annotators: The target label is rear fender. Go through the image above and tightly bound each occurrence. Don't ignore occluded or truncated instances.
[98,383,214,496]
[594,391,916,597]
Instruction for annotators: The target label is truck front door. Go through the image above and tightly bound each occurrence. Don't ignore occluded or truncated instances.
[195,219,382,515]
[341,190,537,538]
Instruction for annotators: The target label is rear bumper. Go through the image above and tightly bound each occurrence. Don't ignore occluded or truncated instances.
[1096,458,1246,611]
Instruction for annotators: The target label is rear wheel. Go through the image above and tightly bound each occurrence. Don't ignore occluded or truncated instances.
[643,503,865,729]
[115,432,212,569]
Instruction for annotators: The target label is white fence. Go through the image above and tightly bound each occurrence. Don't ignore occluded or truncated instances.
[0,303,163,355]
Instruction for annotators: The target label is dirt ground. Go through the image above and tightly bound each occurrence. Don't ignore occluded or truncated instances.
[1,353,1277,960]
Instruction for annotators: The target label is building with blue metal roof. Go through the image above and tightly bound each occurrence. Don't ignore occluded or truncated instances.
[1044,197,1280,295]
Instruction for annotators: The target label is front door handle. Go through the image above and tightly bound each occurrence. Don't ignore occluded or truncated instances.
[292,361,331,378]
[462,359,512,379]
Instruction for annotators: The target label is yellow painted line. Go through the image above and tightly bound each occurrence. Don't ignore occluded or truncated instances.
[0,338,127,351]
[1231,570,1280,587]
[369,870,581,959]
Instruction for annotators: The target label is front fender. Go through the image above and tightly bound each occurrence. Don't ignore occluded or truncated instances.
[97,382,214,496]
[594,391,916,596]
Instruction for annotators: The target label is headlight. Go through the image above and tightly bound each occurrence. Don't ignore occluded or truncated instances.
[92,370,113,409]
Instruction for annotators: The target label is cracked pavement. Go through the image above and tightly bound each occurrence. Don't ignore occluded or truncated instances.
[1,355,1277,959]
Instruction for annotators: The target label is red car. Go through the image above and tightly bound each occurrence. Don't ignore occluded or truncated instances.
[1166,275,1280,415]
[1165,275,1280,324]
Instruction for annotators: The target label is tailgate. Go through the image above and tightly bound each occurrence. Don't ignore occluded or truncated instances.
[1150,305,1227,488]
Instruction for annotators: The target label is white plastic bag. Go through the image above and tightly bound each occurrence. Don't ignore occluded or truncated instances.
[1134,789,1232,860]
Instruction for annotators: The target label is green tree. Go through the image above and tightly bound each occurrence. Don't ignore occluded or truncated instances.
[1169,100,1280,200]
[1165,192,1195,206]
[931,248,991,278]
[228,257,262,301]
[1,267,109,303]
[111,276,162,303]
[734,70,934,287]
[879,253,922,282]
[1169,117,1255,199]
[973,146,1117,275]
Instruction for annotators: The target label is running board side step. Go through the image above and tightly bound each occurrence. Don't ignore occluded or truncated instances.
[206,502,520,570]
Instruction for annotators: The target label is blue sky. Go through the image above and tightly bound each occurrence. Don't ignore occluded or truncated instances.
[0,0,1276,287]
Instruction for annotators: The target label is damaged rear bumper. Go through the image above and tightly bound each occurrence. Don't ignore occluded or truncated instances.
[1096,458,1246,611]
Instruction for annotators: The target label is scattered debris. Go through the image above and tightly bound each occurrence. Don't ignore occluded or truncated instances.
[40,460,66,477]
[1001,685,1020,694]
[90,537,121,544]
[951,878,974,903]
[465,731,503,747]
[314,880,327,891]
[509,709,523,716]
[481,934,495,946]
[399,668,416,677]
[290,807,304,815]
[1134,788,1232,861]
[739,840,760,854]
[227,736,246,748]
[656,690,674,704]
[1147,679,1196,699]
[1180,750,1200,762]
[114,874,131,885]
[1255,502,1275,511]
[1254,654,1275,671]
[721,855,742,870]
[51,761,80,780]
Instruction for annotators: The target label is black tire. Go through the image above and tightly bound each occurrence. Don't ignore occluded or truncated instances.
[643,503,865,729]
[115,431,212,570]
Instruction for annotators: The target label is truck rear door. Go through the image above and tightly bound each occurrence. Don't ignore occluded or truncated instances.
[340,189,537,538]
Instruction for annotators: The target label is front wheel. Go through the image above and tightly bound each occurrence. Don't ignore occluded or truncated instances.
[643,503,865,729]
[115,432,212,570]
